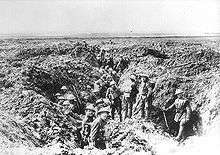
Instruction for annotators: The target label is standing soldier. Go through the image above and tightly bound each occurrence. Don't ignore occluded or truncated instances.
[106,81,122,122]
[106,55,114,69]
[133,74,151,119]
[92,78,105,99]
[165,89,192,141]
[81,104,96,148]
[98,48,106,67]
[82,40,88,48]
[90,106,111,150]
[115,56,123,73]
[97,54,102,68]
[122,75,137,120]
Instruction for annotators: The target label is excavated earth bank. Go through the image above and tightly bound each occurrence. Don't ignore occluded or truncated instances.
[0,37,220,155]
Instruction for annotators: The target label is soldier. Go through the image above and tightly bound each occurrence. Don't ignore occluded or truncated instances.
[97,48,106,67]
[92,78,105,99]
[165,89,192,141]
[111,70,120,83]
[133,74,151,119]
[115,56,123,73]
[81,104,96,148]
[97,54,102,68]
[55,93,62,103]
[90,106,111,150]
[62,94,78,114]
[60,85,68,96]
[106,55,114,69]
[82,40,88,48]
[106,81,122,121]
[100,49,106,61]
[122,75,138,120]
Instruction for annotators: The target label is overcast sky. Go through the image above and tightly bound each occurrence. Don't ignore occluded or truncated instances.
[0,0,219,36]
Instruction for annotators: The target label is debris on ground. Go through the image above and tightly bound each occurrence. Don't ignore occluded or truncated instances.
[0,38,220,155]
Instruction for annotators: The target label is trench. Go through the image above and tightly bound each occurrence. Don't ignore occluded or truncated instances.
[0,39,220,155]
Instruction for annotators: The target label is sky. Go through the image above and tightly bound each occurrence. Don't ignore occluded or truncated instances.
[0,0,219,36]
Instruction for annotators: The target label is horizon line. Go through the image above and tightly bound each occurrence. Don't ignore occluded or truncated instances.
[0,32,219,39]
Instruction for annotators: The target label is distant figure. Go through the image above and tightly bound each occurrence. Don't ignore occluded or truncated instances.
[90,106,110,149]
[82,40,88,48]
[115,56,123,73]
[165,89,192,141]
[92,78,105,99]
[106,56,114,69]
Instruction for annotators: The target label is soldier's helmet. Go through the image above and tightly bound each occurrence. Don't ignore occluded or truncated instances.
[86,85,92,89]
[66,94,76,100]
[110,81,116,86]
[55,93,62,96]
[139,74,149,81]
[108,68,113,72]
[130,74,136,81]
[61,86,68,90]
[103,98,111,104]
[63,100,71,105]
[96,98,104,105]
[97,106,111,115]
[85,104,96,112]
[175,89,184,95]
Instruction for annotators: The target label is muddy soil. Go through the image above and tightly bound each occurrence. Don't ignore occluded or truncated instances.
[0,37,220,155]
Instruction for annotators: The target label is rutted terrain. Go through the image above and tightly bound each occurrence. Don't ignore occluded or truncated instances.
[0,37,220,155]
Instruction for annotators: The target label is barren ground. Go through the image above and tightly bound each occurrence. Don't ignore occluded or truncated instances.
[0,36,220,155]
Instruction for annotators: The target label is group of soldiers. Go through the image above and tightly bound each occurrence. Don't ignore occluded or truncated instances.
[54,50,192,149]
[97,49,130,74]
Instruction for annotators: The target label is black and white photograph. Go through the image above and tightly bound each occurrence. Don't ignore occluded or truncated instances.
[0,0,219,154]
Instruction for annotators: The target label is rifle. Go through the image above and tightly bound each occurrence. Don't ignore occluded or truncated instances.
[162,110,169,130]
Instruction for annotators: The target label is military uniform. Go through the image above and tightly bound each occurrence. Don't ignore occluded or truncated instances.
[93,79,105,98]
[174,99,191,123]
[166,89,192,141]
[133,82,149,119]
[81,115,95,147]
[90,117,107,149]
[122,77,137,119]
[106,85,122,121]
[115,57,124,73]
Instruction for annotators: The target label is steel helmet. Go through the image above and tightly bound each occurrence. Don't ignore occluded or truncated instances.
[130,75,136,80]
[139,73,148,78]
[85,104,96,112]
[61,86,68,90]
[55,93,61,96]
[66,94,76,100]
[175,89,184,95]
[97,106,111,115]
[103,98,111,104]
[96,98,104,104]
[110,81,116,86]
[63,100,70,105]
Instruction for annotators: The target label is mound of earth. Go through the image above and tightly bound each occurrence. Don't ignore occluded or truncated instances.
[0,37,220,155]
